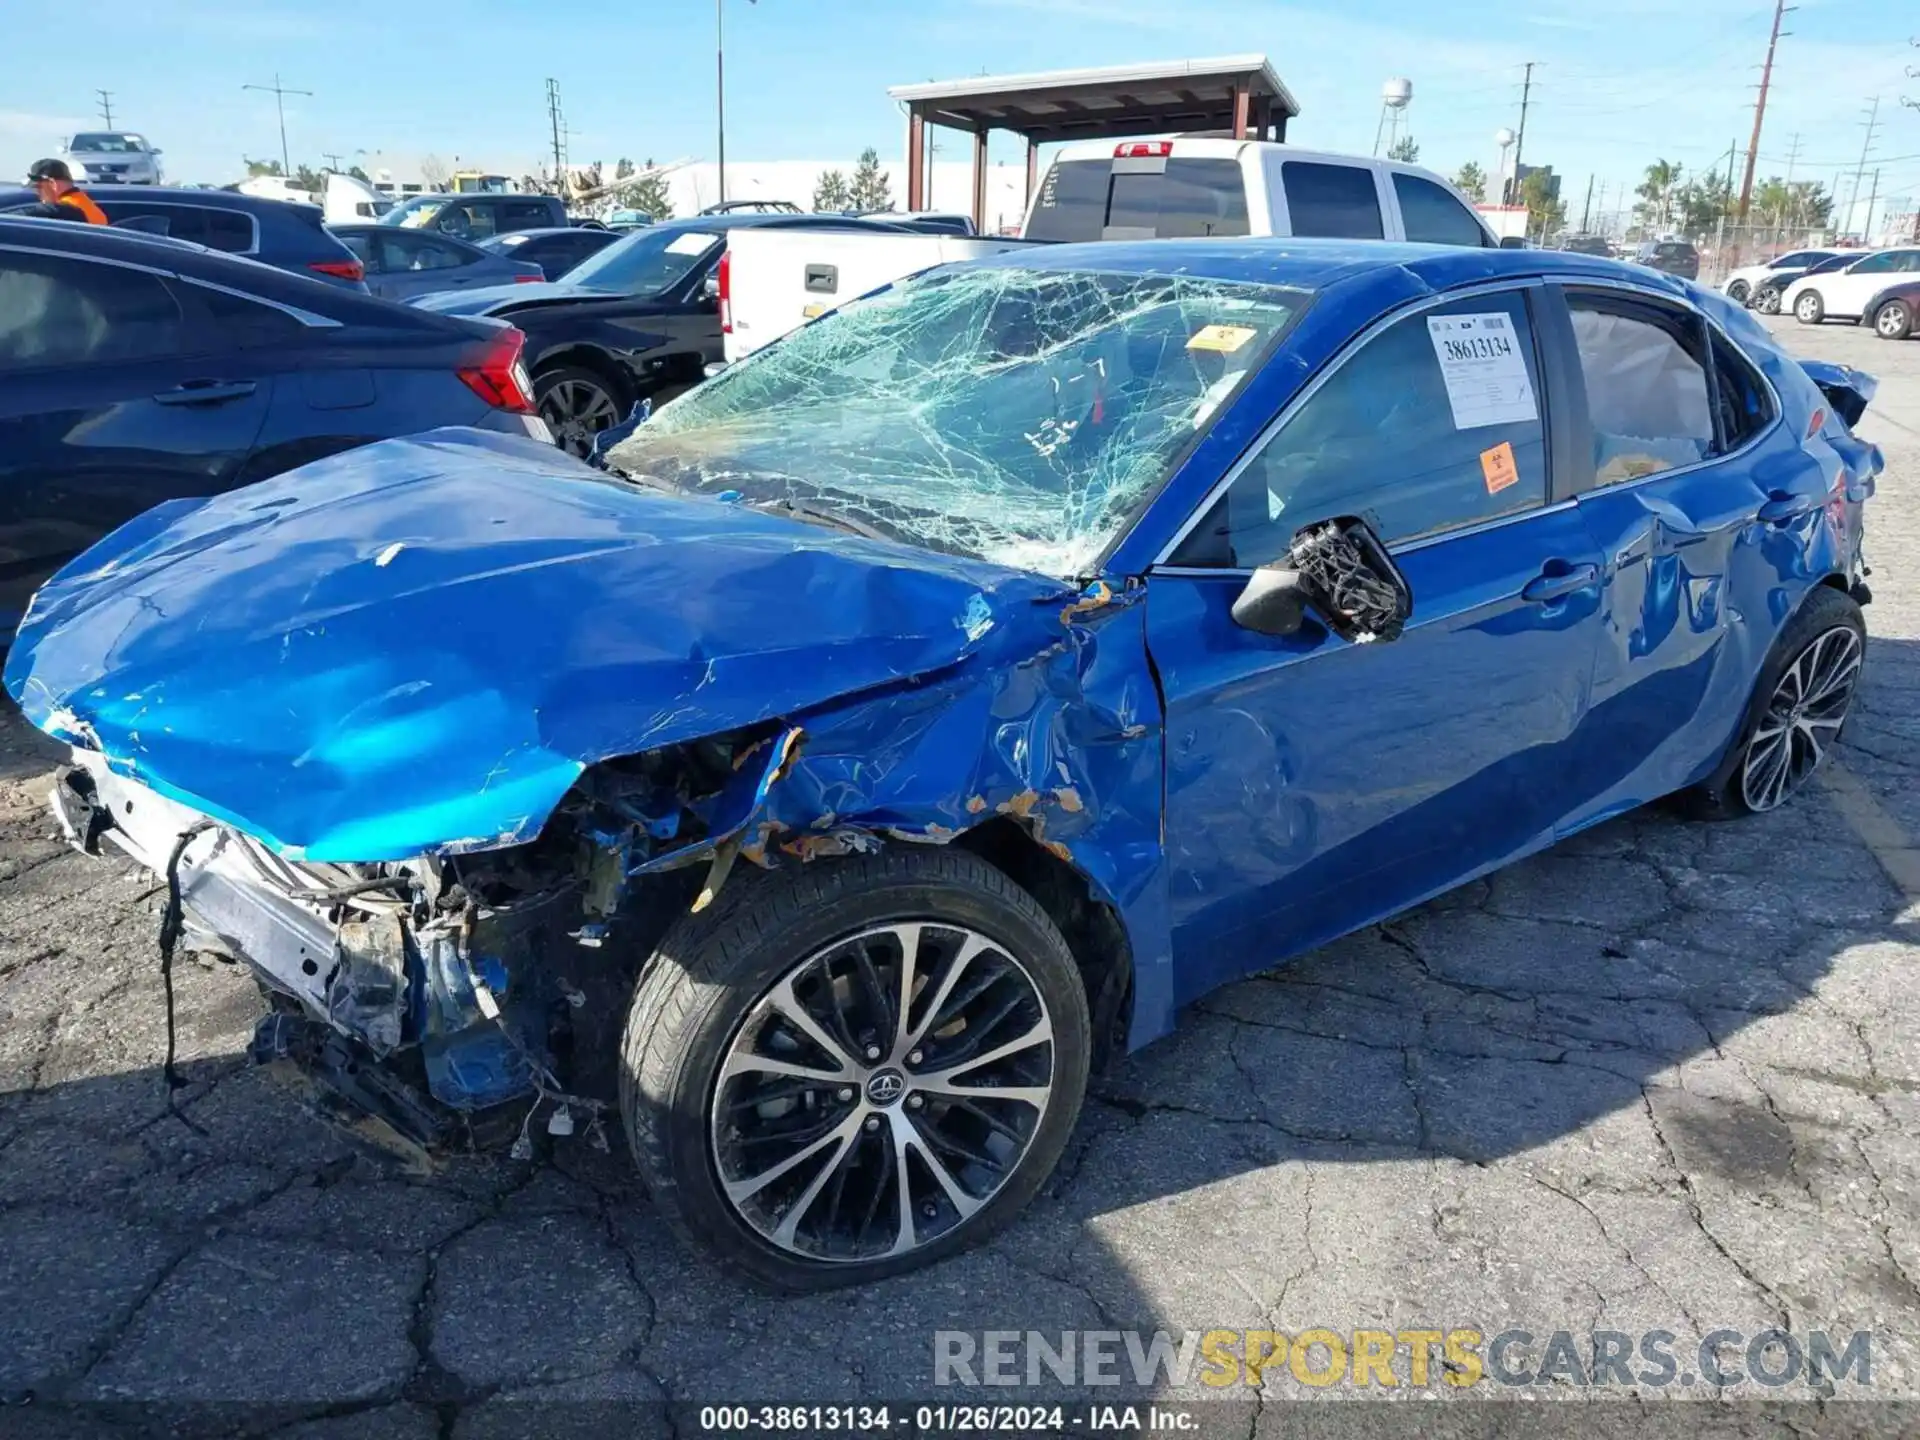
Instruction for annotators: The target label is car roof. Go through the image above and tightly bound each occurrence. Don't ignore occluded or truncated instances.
[972,235,1697,300]
[480,227,586,241]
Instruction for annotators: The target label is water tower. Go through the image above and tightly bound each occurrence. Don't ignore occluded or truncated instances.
[1494,127,1516,203]
[1374,78,1413,157]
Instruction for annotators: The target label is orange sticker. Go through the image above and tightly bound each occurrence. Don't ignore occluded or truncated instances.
[1480,441,1519,495]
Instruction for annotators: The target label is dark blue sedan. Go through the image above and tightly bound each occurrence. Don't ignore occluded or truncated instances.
[5,239,1879,1289]
[0,217,550,634]
[329,224,544,302]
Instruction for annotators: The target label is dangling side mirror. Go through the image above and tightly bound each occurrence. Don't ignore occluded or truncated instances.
[1230,565,1310,636]
[1230,516,1413,644]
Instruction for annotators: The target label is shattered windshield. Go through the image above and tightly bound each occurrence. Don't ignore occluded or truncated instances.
[605,264,1303,576]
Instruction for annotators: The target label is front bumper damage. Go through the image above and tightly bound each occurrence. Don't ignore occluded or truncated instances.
[53,724,805,1151]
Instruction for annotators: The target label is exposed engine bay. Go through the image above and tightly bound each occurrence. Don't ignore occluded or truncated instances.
[52,722,799,1152]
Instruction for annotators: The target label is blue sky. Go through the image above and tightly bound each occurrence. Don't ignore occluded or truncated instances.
[6,0,1917,226]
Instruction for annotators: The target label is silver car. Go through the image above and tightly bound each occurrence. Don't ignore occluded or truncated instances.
[62,132,162,185]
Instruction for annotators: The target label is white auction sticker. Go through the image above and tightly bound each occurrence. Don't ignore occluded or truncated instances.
[666,231,721,255]
[1426,312,1537,429]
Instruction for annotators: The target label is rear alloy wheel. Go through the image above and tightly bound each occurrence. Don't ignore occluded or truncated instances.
[1873,298,1913,340]
[534,365,625,458]
[1685,587,1865,820]
[619,848,1090,1290]
[1794,290,1826,324]
[1726,279,1751,303]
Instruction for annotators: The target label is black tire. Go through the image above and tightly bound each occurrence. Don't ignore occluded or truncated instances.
[1683,586,1865,821]
[618,846,1090,1291]
[1793,289,1826,325]
[533,362,631,459]
[1754,287,1783,315]
[1726,279,1750,303]
[1873,298,1913,341]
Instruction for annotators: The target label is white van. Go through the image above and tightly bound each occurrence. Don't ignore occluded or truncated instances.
[1022,138,1498,246]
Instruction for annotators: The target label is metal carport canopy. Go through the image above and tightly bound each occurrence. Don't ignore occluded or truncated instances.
[888,55,1300,226]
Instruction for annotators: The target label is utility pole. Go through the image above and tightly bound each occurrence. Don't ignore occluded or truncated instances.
[241,74,311,177]
[95,90,115,128]
[1580,174,1593,232]
[321,152,343,173]
[1737,0,1791,220]
[1510,62,1535,204]
[545,78,566,186]
[715,0,759,207]
[1845,96,1880,237]
[1863,168,1880,245]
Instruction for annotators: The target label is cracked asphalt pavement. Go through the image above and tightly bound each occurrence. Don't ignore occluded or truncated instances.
[1,316,1918,1436]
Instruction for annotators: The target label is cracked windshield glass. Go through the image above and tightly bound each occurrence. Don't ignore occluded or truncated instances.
[605,264,1303,576]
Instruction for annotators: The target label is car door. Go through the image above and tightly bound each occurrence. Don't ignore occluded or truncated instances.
[1825,251,1913,316]
[374,231,483,301]
[1145,283,1606,997]
[0,248,273,632]
[1554,282,1818,809]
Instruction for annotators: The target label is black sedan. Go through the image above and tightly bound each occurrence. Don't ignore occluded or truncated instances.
[0,218,549,635]
[413,213,913,456]
[476,226,621,281]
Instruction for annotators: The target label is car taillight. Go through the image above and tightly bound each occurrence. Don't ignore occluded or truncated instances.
[1114,141,1173,158]
[457,327,536,414]
[718,248,732,334]
[513,273,542,283]
[309,258,365,283]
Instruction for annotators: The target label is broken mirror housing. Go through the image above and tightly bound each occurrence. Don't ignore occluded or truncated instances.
[1232,516,1411,643]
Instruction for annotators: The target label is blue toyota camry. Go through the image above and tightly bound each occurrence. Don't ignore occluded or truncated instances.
[4,239,1881,1289]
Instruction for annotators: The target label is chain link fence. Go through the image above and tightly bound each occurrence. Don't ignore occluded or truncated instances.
[1695,225,1838,290]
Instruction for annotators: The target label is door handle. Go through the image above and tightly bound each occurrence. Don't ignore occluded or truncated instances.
[1758,491,1818,525]
[1521,562,1600,603]
[152,380,257,406]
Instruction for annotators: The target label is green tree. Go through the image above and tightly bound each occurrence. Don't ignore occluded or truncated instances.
[1451,161,1487,202]
[812,168,852,212]
[1519,168,1566,238]
[615,158,635,181]
[847,148,893,212]
[1386,135,1420,164]
[1674,172,1731,239]
[617,160,674,220]
[292,164,325,196]
[244,157,284,177]
[348,165,371,183]
[1634,159,1681,231]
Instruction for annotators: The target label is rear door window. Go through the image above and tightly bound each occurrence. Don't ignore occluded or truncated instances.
[1566,293,1713,484]
[1393,173,1488,247]
[101,202,255,252]
[0,254,187,370]
[1281,162,1384,239]
[1024,157,1249,241]
[501,202,555,232]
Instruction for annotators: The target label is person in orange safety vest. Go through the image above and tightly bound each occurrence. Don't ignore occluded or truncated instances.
[23,158,108,224]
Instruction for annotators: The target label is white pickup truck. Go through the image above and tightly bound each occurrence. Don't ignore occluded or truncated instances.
[719,138,1499,364]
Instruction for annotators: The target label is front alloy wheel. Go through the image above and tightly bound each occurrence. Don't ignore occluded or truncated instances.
[618,847,1090,1290]
[534,366,623,458]
[1874,299,1913,340]
[711,922,1054,1262]
[1755,287,1783,315]
[1740,625,1863,812]
[1795,291,1825,324]
[1727,279,1750,303]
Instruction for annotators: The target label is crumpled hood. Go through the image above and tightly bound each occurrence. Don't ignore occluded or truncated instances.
[5,428,1075,861]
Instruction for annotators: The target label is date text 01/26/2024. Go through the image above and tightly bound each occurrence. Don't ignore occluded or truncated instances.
[695,1405,1206,1433]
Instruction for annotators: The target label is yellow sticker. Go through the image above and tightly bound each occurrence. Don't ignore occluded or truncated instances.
[802,303,827,319]
[1187,324,1258,354]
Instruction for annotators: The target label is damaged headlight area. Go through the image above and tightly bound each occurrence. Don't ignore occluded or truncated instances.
[55,722,802,1149]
